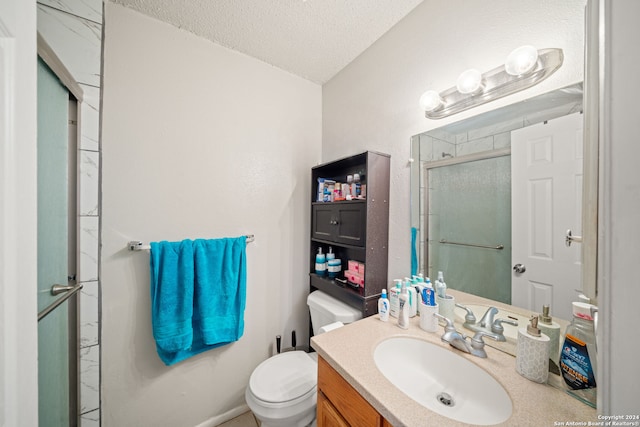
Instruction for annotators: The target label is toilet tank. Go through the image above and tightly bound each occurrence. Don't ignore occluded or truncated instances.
[307,291,362,335]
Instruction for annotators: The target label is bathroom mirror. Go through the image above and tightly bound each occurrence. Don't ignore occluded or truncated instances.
[410,83,585,324]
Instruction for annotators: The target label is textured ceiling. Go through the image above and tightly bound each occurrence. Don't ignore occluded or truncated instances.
[110,0,424,84]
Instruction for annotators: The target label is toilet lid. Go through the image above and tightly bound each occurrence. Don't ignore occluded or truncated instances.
[249,351,317,404]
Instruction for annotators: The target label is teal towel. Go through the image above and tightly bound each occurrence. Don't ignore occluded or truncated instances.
[194,238,247,345]
[150,237,247,366]
[411,227,418,276]
[150,240,194,353]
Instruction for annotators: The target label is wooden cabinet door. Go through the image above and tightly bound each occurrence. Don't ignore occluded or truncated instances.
[317,391,349,427]
[334,203,366,246]
[312,204,335,241]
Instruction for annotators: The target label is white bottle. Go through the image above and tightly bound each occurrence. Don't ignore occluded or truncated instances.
[538,305,561,369]
[389,280,402,318]
[404,278,418,318]
[435,271,447,298]
[378,289,389,322]
[397,282,409,329]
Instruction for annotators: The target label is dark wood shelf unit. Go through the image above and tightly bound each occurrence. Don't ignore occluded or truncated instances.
[309,151,390,324]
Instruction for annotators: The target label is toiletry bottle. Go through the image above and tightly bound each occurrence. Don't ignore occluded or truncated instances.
[435,271,447,298]
[389,280,402,318]
[405,278,418,318]
[538,305,561,373]
[397,281,409,329]
[378,289,389,322]
[317,178,325,202]
[559,302,597,407]
[315,248,326,276]
[516,315,550,383]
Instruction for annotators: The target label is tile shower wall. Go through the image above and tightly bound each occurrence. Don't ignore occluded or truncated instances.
[37,1,103,425]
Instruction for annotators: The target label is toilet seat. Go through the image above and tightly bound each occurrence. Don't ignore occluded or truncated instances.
[249,351,317,405]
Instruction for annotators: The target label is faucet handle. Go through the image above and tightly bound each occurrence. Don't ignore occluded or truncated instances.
[469,331,497,358]
[434,313,457,333]
[455,303,476,324]
[491,317,518,334]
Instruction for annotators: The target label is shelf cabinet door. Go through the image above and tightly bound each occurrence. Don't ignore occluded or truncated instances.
[312,203,366,246]
[312,204,335,241]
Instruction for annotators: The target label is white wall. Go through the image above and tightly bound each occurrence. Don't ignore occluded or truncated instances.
[323,0,586,282]
[600,0,640,413]
[100,4,321,426]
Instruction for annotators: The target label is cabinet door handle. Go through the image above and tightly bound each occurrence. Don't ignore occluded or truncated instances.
[330,220,339,225]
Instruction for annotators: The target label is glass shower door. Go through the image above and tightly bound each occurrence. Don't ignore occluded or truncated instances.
[37,57,77,427]
[426,155,512,304]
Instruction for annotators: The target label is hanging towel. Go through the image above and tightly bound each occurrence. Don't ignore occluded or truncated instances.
[149,240,195,353]
[193,237,247,345]
[411,227,418,276]
[150,237,247,366]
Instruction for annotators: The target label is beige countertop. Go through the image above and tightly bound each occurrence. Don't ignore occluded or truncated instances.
[311,290,597,427]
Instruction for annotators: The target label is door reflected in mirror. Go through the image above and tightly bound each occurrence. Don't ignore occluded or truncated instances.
[410,83,583,322]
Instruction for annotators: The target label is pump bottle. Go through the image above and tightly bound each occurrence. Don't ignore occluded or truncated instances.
[397,281,409,329]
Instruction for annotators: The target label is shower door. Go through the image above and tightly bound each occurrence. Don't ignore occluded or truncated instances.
[37,57,79,427]
[425,154,512,304]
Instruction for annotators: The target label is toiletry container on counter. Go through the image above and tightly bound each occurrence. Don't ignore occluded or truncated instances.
[516,315,550,383]
[538,305,561,371]
[559,302,597,408]
[245,291,362,427]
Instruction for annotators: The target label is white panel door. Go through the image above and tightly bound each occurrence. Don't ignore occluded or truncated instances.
[511,113,583,321]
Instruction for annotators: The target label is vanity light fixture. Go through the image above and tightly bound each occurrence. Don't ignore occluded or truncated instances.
[420,47,564,119]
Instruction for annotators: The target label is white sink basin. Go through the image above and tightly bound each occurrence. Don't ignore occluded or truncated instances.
[454,304,529,340]
[374,337,512,425]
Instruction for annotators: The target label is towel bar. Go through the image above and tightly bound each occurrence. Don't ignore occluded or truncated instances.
[128,235,255,251]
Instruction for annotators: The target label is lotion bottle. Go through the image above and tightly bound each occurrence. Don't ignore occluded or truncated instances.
[397,281,409,329]
[389,280,402,318]
[405,278,418,318]
[378,289,390,322]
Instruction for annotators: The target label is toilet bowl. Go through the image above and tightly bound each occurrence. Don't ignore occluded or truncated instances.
[245,291,362,427]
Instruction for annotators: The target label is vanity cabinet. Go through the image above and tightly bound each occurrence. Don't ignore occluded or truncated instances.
[317,356,391,427]
[310,151,390,318]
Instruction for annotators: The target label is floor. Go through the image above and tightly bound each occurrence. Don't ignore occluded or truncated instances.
[216,411,260,427]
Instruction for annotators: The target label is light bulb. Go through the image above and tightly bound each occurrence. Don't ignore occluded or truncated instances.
[505,45,539,76]
[419,90,443,112]
[456,69,483,94]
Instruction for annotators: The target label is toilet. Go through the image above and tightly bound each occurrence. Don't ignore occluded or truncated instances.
[245,290,362,427]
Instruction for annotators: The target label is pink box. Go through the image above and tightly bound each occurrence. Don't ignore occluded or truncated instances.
[358,262,365,275]
[345,269,364,287]
[348,260,358,272]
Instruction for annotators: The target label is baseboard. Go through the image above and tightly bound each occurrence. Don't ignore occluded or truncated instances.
[194,404,251,427]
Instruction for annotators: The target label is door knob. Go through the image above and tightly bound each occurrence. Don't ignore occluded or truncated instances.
[565,229,583,247]
[513,264,526,274]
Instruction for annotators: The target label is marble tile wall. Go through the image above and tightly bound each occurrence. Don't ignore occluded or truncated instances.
[37,1,102,425]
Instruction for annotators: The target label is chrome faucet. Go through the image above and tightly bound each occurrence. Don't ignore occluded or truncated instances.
[457,304,518,342]
[434,313,497,358]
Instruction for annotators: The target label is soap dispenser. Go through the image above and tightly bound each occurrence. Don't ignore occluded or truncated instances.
[315,248,326,276]
[538,305,561,372]
[516,315,550,384]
